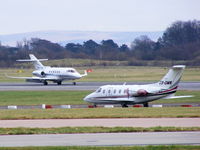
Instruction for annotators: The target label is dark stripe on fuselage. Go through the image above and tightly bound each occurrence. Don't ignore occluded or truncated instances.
[92,90,176,100]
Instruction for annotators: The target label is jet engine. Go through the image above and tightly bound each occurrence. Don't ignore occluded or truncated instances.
[129,89,148,97]
[41,71,46,77]
[137,89,148,96]
[32,70,46,77]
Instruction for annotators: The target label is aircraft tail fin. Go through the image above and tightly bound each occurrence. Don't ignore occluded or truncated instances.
[17,54,48,70]
[156,65,185,89]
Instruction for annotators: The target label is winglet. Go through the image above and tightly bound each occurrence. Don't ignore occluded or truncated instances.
[80,70,88,77]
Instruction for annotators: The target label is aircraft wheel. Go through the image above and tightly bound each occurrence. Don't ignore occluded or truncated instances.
[122,104,128,108]
[43,81,48,85]
[143,103,149,107]
[73,82,76,85]
[57,81,62,85]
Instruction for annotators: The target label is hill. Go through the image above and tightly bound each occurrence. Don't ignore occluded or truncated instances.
[0,30,163,46]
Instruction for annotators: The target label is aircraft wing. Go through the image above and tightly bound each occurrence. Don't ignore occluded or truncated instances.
[5,74,59,81]
[164,94,194,99]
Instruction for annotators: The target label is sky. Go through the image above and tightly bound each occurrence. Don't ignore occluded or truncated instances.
[0,0,200,35]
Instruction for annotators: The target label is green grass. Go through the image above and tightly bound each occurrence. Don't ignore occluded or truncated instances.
[0,107,199,119]
[1,66,200,82]
[0,145,200,150]
[0,91,90,106]
[0,126,200,135]
[0,90,198,106]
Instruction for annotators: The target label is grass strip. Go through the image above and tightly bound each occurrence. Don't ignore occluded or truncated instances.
[0,145,200,150]
[0,90,199,106]
[0,107,199,120]
[2,66,200,82]
[0,126,200,135]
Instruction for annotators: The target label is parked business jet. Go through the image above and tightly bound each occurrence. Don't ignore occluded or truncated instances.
[84,65,192,107]
[7,54,87,85]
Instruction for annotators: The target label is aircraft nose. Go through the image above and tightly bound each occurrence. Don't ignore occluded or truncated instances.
[83,95,89,102]
[83,94,91,102]
[75,73,82,79]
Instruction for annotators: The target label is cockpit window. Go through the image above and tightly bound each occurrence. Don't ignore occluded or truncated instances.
[96,88,102,93]
[68,70,75,73]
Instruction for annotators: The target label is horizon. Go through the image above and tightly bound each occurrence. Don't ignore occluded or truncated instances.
[0,29,164,36]
[0,30,163,46]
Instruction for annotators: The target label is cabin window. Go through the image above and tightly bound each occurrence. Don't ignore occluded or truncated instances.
[114,89,116,94]
[119,89,121,94]
[103,89,105,94]
[108,89,111,93]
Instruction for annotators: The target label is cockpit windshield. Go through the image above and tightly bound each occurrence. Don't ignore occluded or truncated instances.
[67,69,75,73]
[96,88,102,93]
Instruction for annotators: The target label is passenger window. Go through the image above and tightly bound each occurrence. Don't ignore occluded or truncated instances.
[103,89,105,94]
[108,90,111,93]
[114,89,116,94]
[119,89,121,94]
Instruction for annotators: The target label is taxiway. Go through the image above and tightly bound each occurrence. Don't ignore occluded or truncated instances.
[0,132,199,147]
[0,81,199,91]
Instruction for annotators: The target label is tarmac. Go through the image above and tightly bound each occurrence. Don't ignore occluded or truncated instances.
[0,81,200,91]
[1,132,200,147]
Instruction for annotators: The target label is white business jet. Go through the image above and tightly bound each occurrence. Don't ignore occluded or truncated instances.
[84,65,192,107]
[7,54,87,85]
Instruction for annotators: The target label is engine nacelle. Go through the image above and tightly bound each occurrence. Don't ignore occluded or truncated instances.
[32,70,46,77]
[41,71,45,76]
[137,89,148,96]
[129,89,148,97]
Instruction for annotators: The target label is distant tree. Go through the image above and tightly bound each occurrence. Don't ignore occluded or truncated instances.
[65,43,83,54]
[131,35,156,60]
[160,20,200,47]
[83,40,99,55]
[119,44,129,52]
[101,39,119,49]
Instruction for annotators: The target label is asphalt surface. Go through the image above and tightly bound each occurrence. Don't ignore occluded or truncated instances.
[0,118,199,128]
[0,81,200,91]
[0,132,199,147]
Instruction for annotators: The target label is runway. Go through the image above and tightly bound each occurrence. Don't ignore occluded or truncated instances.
[0,118,199,128]
[0,81,200,91]
[0,132,200,147]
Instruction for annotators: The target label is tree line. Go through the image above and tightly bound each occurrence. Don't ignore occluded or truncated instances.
[0,20,200,67]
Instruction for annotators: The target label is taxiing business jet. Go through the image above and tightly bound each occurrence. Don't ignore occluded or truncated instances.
[84,65,192,107]
[7,54,87,85]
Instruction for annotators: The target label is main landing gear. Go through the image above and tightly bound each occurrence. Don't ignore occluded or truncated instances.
[121,103,128,108]
[43,81,48,85]
[143,103,149,107]
[57,81,62,85]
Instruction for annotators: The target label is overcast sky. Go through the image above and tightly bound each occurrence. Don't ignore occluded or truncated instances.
[0,0,200,35]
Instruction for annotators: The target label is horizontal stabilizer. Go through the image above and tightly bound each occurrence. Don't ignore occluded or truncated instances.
[80,70,88,77]
[164,95,193,99]
[5,73,59,81]
[17,59,48,62]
